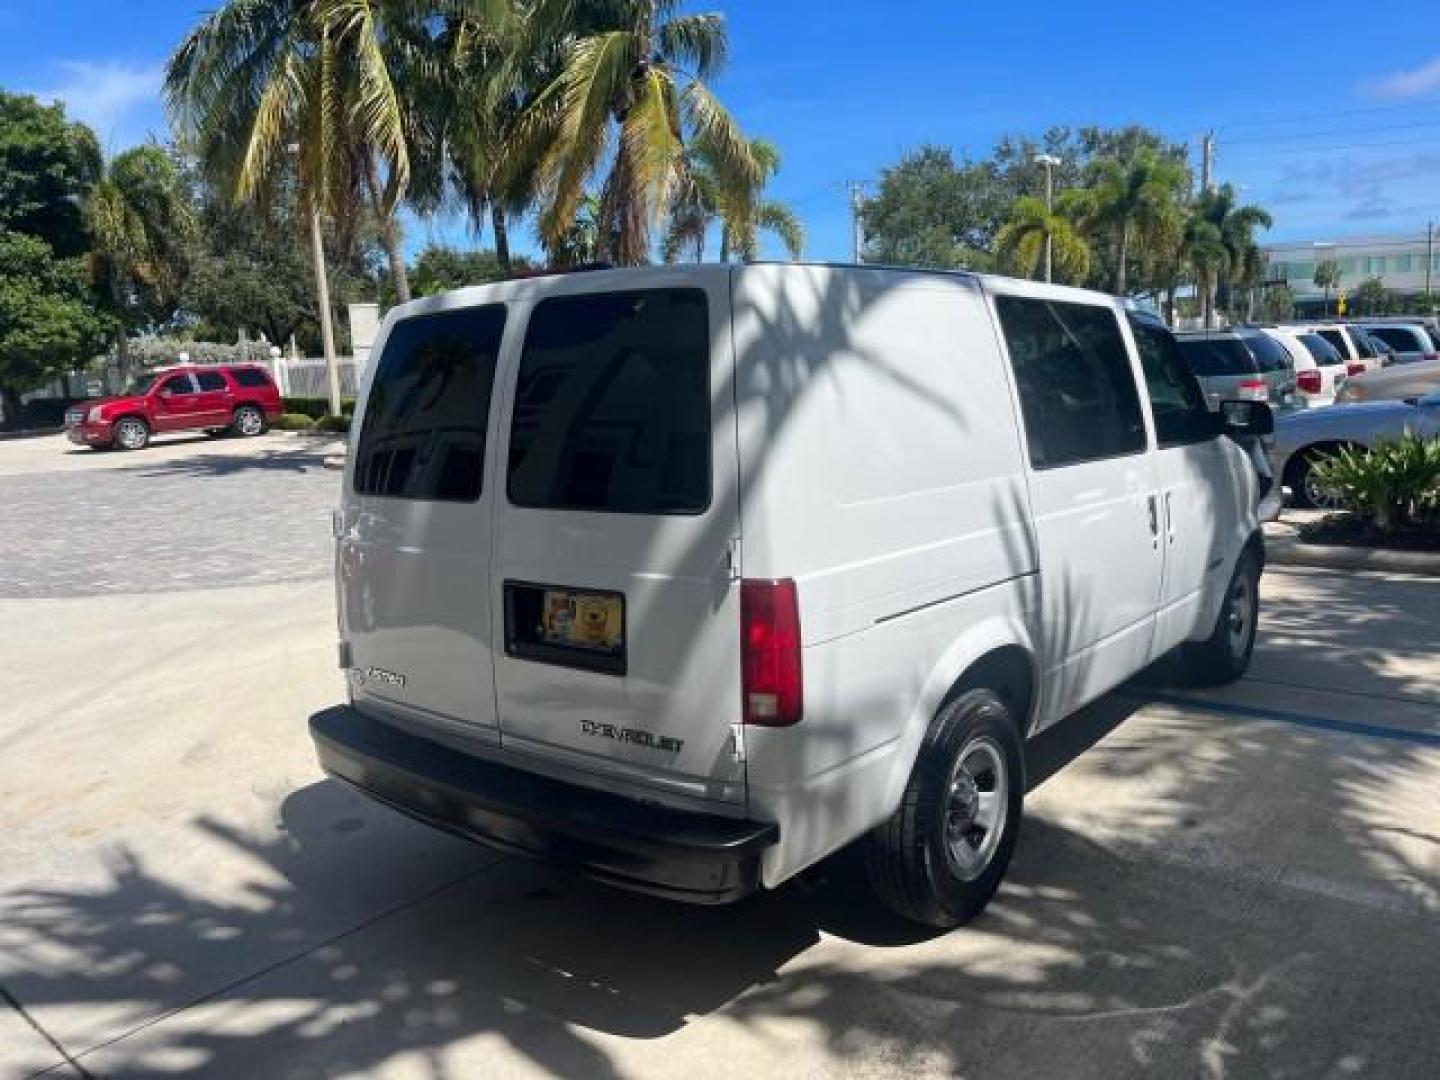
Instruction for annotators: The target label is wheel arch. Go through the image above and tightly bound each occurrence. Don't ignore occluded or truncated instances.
[878,619,1039,820]
[1282,439,1364,488]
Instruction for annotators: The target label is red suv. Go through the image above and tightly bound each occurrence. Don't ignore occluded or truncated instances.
[65,364,283,451]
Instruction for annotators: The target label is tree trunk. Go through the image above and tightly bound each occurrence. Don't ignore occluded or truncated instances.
[0,384,23,431]
[491,204,512,272]
[115,330,130,377]
[1115,221,1130,296]
[364,152,411,304]
[607,145,648,266]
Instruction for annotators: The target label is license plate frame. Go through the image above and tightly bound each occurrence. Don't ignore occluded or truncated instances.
[503,580,627,676]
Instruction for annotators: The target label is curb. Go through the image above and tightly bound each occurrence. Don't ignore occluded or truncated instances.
[1265,532,1440,575]
[323,455,346,471]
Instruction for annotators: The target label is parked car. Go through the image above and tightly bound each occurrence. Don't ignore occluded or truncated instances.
[1260,327,1347,407]
[64,364,282,451]
[310,265,1270,929]
[1360,322,1438,366]
[1290,323,1382,376]
[1355,314,1440,345]
[1174,328,1299,412]
[1273,386,1440,508]
[1338,357,1440,404]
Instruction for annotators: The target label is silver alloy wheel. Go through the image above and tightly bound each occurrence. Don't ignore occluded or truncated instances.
[116,419,147,450]
[236,408,264,436]
[1226,569,1256,660]
[943,736,1008,882]
[1302,461,1346,510]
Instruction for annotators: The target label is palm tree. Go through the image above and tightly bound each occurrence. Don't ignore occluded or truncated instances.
[1075,148,1186,296]
[516,0,759,265]
[1192,184,1273,326]
[164,0,414,301]
[1313,259,1342,319]
[399,1,542,273]
[87,146,195,373]
[995,195,1089,283]
[663,136,803,263]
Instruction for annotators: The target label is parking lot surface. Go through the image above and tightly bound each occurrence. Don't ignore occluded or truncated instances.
[1,437,1436,1079]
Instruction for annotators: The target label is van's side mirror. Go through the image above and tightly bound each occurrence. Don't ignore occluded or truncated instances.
[1216,400,1274,438]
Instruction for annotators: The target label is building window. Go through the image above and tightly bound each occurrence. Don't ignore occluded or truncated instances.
[1394,254,1413,273]
[1341,257,1358,275]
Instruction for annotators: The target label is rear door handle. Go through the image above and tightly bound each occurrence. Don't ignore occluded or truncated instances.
[1147,494,1160,547]
[1165,491,1176,545]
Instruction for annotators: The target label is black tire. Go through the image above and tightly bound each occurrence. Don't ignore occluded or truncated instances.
[113,416,150,451]
[864,688,1024,928]
[232,405,267,437]
[203,427,229,438]
[1181,548,1260,686]
[1287,449,1345,510]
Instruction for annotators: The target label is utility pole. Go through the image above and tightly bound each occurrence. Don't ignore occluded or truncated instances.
[848,181,866,264]
[1201,131,1214,193]
[1426,220,1434,307]
[1034,153,1061,282]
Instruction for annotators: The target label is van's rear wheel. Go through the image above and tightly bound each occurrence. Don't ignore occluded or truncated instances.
[864,689,1023,928]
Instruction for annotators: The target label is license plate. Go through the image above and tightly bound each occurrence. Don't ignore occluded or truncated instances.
[504,581,627,675]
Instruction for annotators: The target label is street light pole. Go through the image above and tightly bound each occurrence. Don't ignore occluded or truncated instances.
[1033,154,1061,283]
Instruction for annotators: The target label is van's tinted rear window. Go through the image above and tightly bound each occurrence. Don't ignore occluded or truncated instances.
[507,289,710,514]
[355,304,507,502]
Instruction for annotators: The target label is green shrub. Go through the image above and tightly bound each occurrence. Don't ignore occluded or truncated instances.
[273,412,317,431]
[282,396,356,420]
[311,413,352,434]
[1311,433,1440,532]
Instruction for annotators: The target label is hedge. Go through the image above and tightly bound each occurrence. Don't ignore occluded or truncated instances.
[282,396,358,419]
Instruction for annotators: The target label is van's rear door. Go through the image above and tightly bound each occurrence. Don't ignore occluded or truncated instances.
[340,303,510,742]
[490,271,745,807]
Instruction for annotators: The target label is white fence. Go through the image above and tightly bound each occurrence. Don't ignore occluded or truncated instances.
[267,357,362,399]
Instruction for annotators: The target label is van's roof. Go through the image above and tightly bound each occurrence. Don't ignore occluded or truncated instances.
[386,261,1126,326]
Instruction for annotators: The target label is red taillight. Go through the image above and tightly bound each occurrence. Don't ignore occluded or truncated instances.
[741,578,802,727]
[1297,370,1323,394]
[1236,379,1268,402]
[1347,362,1366,377]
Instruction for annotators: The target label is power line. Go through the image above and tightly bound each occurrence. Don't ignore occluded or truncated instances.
[1221,136,1440,159]
[1213,99,1440,133]
[1222,118,1440,146]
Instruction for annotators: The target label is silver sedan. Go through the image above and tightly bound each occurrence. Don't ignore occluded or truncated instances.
[1338,358,1440,404]
[1272,388,1440,508]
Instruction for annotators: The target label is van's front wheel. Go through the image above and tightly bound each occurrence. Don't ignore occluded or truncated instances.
[864,689,1024,928]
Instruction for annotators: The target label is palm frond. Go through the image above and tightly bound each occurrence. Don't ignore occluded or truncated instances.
[658,13,728,80]
[756,200,803,260]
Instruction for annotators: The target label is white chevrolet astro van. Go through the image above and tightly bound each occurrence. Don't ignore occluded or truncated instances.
[311,264,1271,927]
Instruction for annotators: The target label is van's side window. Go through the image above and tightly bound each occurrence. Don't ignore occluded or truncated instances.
[354,304,507,502]
[507,289,710,514]
[1130,320,1214,446]
[996,296,1146,469]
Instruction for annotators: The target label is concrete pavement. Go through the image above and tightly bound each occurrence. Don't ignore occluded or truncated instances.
[1,565,1435,1079]
[1,435,1437,1077]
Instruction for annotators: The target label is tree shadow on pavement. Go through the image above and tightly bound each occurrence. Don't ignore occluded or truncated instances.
[4,659,1437,1080]
[120,444,340,479]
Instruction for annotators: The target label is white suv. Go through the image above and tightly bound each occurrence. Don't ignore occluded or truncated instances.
[312,266,1268,928]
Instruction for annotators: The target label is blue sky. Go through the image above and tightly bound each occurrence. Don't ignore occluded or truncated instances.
[7,0,1440,261]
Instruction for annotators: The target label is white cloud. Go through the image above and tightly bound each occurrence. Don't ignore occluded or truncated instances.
[32,60,166,149]
[1365,56,1440,99]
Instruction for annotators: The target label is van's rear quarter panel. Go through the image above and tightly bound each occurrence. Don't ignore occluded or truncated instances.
[731,265,1038,883]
